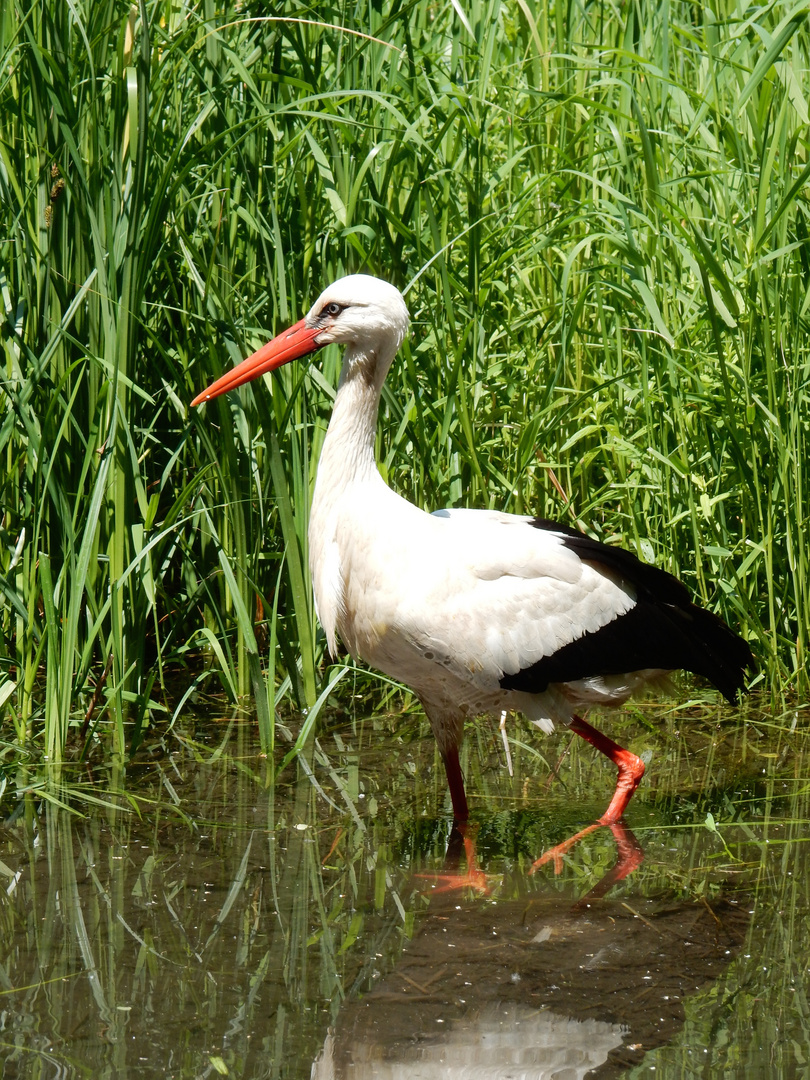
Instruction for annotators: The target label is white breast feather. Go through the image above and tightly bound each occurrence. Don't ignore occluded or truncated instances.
[332,501,637,697]
[309,501,345,658]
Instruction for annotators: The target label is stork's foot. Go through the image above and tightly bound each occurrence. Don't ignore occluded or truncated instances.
[530,821,644,894]
[416,823,493,895]
[529,821,602,875]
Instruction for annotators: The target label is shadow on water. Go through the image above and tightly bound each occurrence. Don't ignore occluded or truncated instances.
[0,696,808,1078]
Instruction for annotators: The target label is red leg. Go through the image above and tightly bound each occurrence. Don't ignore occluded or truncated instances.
[414,747,491,892]
[442,744,469,823]
[530,715,646,875]
[569,714,645,824]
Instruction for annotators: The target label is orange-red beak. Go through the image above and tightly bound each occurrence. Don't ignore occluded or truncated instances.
[191,318,324,406]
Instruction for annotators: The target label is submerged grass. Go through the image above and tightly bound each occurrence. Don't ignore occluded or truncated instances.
[0,0,808,758]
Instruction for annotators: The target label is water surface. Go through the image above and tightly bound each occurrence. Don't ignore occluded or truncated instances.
[0,697,807,1078]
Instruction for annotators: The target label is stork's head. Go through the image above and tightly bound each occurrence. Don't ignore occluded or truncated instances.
[191,274,409,406]
[305,275,409,352]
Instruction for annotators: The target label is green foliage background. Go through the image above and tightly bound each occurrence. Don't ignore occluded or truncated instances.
[1,0,808,757]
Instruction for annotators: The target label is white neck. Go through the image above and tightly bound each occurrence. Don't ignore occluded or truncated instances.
[308,341,398,654]
[318,346,387,488]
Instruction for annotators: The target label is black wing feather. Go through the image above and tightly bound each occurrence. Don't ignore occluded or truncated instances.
[498,519,753,703]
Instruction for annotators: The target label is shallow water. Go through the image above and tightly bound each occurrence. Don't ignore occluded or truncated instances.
[0,696,808,1078]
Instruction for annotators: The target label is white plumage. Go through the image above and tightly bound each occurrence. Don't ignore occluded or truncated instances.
[193,274,751,826]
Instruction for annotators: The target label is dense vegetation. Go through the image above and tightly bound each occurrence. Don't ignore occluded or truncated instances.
[1,0,808,760]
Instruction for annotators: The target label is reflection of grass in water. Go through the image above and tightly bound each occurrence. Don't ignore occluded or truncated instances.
[0,703,807,1076]
[633,716,810,1078]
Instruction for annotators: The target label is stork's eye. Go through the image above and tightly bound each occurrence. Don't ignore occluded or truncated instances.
[322,302,344,317]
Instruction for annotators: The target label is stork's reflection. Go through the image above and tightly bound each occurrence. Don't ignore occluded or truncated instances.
[312,819,745,1079]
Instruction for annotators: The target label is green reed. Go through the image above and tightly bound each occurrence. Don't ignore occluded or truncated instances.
[0,0,807,759]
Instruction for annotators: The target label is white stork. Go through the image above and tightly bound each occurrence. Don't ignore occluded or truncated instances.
[192,275,752,831]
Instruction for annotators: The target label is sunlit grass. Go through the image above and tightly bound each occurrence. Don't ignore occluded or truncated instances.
[0,0,808,759]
